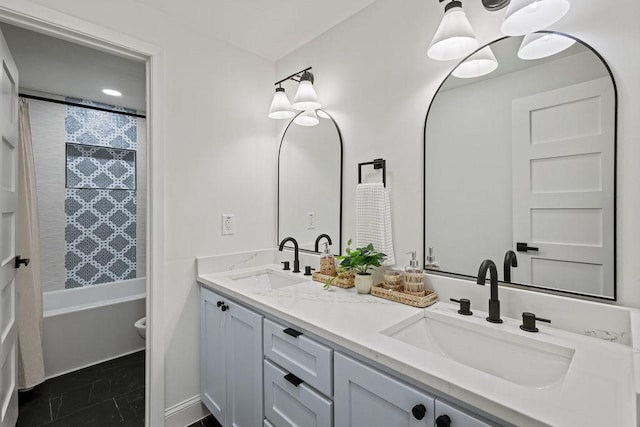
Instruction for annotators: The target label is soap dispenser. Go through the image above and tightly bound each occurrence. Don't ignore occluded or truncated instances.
[426,247,440,270]
[404,251,425,296]
[319,242,337,277]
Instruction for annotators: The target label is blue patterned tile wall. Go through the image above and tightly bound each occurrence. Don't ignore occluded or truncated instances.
[65,189,136,287]
[65,98,137,150]
[66,144,136,190]
[64,99,138,288]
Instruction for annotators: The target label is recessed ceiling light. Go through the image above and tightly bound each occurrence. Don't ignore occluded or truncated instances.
[102,89,122,97]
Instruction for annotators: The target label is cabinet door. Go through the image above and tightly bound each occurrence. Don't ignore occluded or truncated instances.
[226,299,264,427]
[201,288,228,425]
[334,353,435,427]
[435,400,494,427]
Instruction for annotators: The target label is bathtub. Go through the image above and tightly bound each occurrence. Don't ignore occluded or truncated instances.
[43,278,146,379]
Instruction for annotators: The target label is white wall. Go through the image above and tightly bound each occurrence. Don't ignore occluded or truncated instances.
[10,0,277,411]
[276,0,640,307]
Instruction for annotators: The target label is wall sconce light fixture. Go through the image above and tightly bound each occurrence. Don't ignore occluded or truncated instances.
[428,0,571,62]
[269,67,322,125]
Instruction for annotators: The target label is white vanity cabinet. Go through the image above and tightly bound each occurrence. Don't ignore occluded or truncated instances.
[334,353,495,427]
[201,287,263,427]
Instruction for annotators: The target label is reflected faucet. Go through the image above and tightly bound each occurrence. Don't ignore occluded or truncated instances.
[503,250,518,283]
[477,259,502,324]
[279,237,300,273]
[314,234,332,252]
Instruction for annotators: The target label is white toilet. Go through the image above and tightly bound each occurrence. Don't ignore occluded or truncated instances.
[134,317,146,340]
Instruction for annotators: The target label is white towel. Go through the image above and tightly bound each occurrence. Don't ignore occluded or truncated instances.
[356,183,395,266]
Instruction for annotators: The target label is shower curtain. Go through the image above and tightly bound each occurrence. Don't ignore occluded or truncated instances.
[17,99,45,389]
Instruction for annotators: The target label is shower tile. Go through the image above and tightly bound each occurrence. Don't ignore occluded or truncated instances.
[65,99,137,150]
[65,188,136,288]
[66,144,136,190]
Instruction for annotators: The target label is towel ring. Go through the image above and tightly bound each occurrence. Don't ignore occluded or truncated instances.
[358,158,386,187]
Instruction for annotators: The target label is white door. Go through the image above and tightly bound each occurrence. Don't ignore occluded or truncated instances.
[0,28,18,427]
[512,77,614,297]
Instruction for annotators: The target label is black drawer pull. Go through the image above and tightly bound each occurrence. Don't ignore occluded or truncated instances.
[283,328,303,338]
[284,373,304,387]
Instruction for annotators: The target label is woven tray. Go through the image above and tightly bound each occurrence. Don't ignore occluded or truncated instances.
[312,271,355,288]
[371,284,438,308]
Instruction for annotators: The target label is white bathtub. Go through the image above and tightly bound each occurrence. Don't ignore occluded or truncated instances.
[43,278,146,379]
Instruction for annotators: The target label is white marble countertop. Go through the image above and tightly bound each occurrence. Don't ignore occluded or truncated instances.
[197,264,636,427]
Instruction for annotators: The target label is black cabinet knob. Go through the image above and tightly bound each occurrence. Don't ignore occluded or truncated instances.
[436,414,452,427]
[411,404,427,420]
[216,301,223,307]
[221,304,229,312]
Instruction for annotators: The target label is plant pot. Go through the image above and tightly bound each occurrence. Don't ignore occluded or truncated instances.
[354,273,374,294]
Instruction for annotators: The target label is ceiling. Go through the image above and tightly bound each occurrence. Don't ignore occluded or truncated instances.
[136,0,379,61]
[0,1,380,111]
[1,23,146,111]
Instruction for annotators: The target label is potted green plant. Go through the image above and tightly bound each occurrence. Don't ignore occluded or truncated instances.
[338,239,386,294]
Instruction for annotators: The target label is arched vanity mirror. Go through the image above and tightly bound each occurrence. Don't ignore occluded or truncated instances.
[423,32,617,300]
[278,109,343,254]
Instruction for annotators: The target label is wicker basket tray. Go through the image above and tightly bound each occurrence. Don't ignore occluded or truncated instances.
[370,284,438,308]
[312,271,355,288]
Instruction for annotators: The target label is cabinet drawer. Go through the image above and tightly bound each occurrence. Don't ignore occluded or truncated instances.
[435,400,494,427]
[264,318,333,396]
[264,359,333,427]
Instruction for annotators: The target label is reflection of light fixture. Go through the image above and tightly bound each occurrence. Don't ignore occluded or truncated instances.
[102,88,122,97]
[269,67,323,120]
[268,86,295,119]
[316,110,330,119]
[428,0,479,61]
[452,46,499,78]
[293,110,319,127]
[501,0,571,36]
[518,32,576,59]
[292,71,321,111]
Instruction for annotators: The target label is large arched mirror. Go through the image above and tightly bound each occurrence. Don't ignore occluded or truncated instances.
[423,32,617,300]
[278,109,343,254]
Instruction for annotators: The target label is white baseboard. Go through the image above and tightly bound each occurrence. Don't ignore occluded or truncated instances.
[164,395,210,427]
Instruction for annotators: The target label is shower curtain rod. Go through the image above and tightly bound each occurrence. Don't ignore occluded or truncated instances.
[18,93,146,119]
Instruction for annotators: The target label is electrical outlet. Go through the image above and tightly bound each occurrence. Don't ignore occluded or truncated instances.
[222,214,235,235]
[307,212,316,229]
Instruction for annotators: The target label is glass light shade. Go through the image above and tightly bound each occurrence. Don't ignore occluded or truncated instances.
[501,0,571,36]
[293,110,319,127]
[268,87,295,119]
[452,46,499,78]
[428,3,479,61]
[518,32,576,60]
[292,80,321,111]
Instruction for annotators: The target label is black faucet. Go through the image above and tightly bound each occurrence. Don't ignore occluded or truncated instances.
[314,234,332,252]
[279,237,300,273]
[503,250,518,283]
[477,259,502,324]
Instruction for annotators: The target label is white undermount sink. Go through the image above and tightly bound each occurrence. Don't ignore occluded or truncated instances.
[228,269,304,290]
[382,309,575,389]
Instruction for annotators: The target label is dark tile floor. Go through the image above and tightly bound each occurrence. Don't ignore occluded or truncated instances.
[187,414,221,427]
[18,351,145,427]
